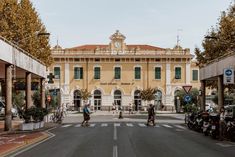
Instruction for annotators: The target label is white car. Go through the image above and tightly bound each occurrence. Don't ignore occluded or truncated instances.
[0,101,18,118]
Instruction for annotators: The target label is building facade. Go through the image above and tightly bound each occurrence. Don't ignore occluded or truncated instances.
[47,30,200,111]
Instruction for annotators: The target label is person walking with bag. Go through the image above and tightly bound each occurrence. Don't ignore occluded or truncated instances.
[81,104,91,127]
[147,104,156,126]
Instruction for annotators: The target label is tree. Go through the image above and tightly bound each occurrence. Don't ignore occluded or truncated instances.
[0,0,52,66]
[140,88,156,104]
[195,2,235,90]
[80,89,92,104]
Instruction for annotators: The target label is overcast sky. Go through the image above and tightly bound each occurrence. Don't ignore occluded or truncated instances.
[31,0,233,53]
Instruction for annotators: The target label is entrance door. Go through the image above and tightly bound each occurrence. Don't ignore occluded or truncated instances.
[134,90,141,111]
[74,90,81,111]
[114,90,122,109]
[94,90,102,111]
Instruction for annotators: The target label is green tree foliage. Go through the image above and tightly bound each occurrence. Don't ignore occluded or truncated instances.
[0,0,52,66]
[80,89,92,102]
[140,88,156,102]
[175,88,199,106]
[195,3,235,68]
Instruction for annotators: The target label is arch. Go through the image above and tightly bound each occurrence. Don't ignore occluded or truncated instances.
[113,89,122,108]
[174,89,182,113]
[93,89,102,111]
[73,90,81,111]
[154,89,163,110]
[111,87,125,96]
[134,90,142,111]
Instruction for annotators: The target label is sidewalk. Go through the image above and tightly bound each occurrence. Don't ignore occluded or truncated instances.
[0,120,58,157]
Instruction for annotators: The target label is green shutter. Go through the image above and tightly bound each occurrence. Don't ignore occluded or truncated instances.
[155,67,161,79]
[192,70,198,81]
[135,67,141,79]
[54,67,60,79]
[80,68,83,79]
[115,67,121,79]
[94,67,100,79]
[175,67,181,79]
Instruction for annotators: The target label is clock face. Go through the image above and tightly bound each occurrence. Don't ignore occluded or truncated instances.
[114,41,121,48]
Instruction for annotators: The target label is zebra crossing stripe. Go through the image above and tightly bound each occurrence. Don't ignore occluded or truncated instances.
[175,125,186,129]
[138,123,147,127]
[126,123,133,127]
[89,124,96,127]
[154,125,160,128]
[62,124,72,128]
[101,123,108,127]
[114,123,120,127]
[75,124,81,127]
[162,124,172,128]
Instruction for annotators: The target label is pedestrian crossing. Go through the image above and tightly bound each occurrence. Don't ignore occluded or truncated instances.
[60,123,187,130]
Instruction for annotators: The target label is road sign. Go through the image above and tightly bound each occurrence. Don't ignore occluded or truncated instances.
[224,68,234,84]
[182,85,192,94]
[47,95,51,102]
[184,94,192,103]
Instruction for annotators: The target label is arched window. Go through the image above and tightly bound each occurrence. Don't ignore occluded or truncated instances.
[94,90,102,110]
[74,90,81,111]
[134,90,142,111]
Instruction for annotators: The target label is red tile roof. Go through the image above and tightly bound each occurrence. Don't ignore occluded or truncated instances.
[66,44,165,51]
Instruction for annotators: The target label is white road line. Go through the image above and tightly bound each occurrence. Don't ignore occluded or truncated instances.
[113,145,118,157]
[138,123,147,127]
[74,124,81,127]
[216,143,234,147]
[101,123,108,127]
[154,125,160,128]
[175,125,186,130]
[89,124,96,127]
[126,123,133,127]
[114,123,120,127]
[114,125,117,140]
[162,124,173,128]
[61,124,72,128]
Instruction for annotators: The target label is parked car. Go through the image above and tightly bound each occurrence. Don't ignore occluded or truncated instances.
[0,101,18,118]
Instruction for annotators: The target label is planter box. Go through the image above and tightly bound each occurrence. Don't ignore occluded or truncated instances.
[40,121,45,128]
[20,123,34,131]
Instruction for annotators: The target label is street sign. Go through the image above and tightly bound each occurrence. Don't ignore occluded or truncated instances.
[47,95,51,102]
[223,68,234,84]
[182,85,192,94]
[184,94,192,103]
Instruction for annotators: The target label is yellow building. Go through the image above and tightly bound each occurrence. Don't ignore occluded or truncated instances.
[48,30,200,111]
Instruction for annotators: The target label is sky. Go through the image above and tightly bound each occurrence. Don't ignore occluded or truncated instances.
[31,0,233,53]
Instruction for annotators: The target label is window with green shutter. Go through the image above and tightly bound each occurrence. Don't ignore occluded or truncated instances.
[155,67,161,79]
[54,67,60,79]
[114,67,121,79]
[192,70,198,81]
[175,67,181,79]
[74,67,83,79]
[135,67,141,79]
[94,67,100,79]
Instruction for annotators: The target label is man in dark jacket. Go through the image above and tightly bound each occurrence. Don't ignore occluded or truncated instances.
[147,104,156,126]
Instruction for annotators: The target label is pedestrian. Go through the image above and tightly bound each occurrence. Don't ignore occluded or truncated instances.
[219,106,226,140]
[112,103,116,114]
[147,104,156,126]
[128,103,132,114]
[81,104,91,127]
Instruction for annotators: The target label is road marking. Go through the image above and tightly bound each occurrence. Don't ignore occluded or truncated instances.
[175,125,186,129]
[138,123,147,127]
[162,124,173,128]
[114,125,117,140]
[114,123,120,127]
[113,145,118,157]
[126,123,133,127]
[175,129,184,132]
[154,125,160,128]
[216,142,235,147]
[74,124,81,127]
[62,124,72,128]
[101,123,108,127]
[89,124,96,127]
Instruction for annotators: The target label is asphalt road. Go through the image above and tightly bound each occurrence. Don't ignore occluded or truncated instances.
[12,121,235,157]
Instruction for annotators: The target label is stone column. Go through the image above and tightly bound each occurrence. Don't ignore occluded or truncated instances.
[165,63,172,109]
[4,65,12,131]
[200,80,206,111]
[26,72,32,109]
[218,75,224,109]
[40,78,45,108]
[186,63,190,84]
